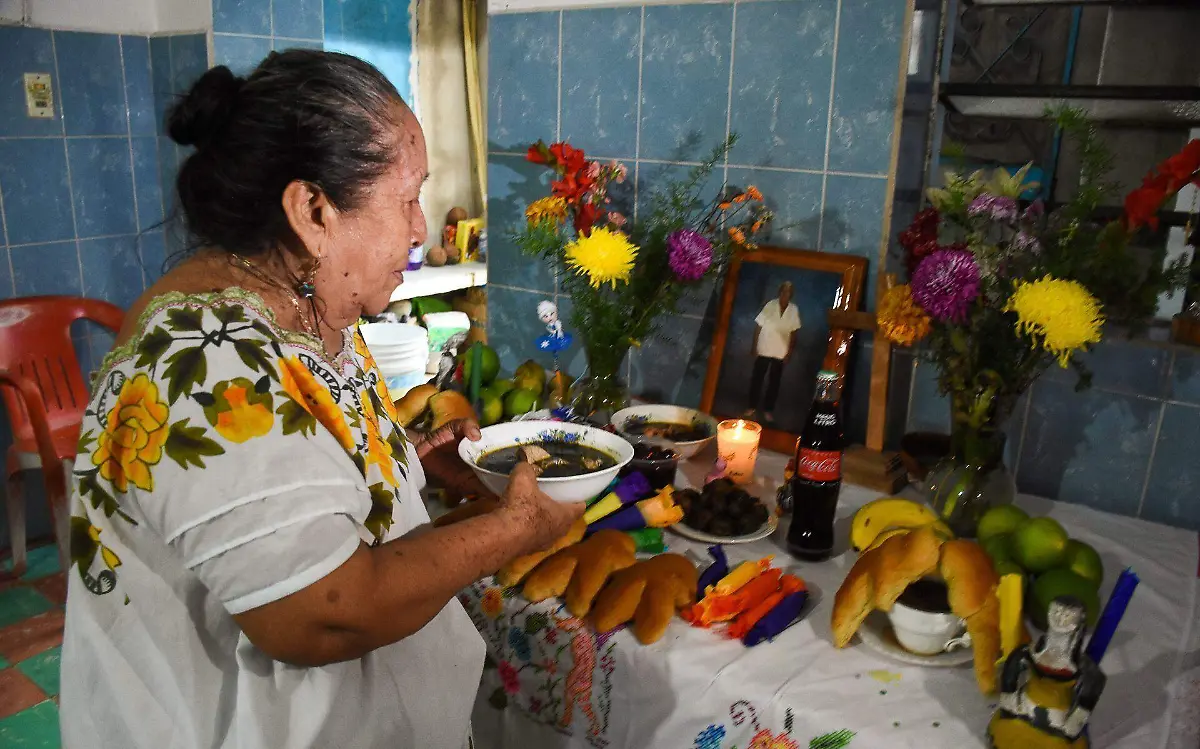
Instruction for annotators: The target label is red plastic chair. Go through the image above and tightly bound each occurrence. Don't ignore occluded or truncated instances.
[0,296,124,577]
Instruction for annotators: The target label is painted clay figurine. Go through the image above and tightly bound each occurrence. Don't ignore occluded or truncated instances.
[536,300,572,353]
[988,597,1106,749]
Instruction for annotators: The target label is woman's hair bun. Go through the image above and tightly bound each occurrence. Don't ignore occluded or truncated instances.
[167,66,245,148]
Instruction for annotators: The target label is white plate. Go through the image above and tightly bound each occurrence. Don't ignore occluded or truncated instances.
[669,514,779,545]
[856,611,974,668]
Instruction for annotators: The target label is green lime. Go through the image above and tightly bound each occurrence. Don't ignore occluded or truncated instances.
[514,360,547,389]
[461,345,501,385]
[491,378,517,397]
[1062,540,1104,588]
[977,505,1030,544]
[479,393,504,427]
[981,533,1013,564]
[1011,517,1069,573]
[503,388,541,418]
[1030,568,1100,629]
[993,559,1024,578]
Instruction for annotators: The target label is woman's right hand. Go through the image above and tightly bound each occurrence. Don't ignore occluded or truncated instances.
[498,463,586,556]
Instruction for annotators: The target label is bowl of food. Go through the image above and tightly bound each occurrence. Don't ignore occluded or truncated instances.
[459,420,635,503]
[611,405,718,459]
[619,443,680,490]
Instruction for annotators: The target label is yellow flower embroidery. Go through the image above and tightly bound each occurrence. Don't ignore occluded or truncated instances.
[92,373,170,492]
[361,391,398,487]
[278,356,355,451]
[481,587,504,619]
[208,379,274,443]
[354,330,401,424]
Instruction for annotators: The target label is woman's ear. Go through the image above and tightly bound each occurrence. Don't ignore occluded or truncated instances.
[281,180,337,257]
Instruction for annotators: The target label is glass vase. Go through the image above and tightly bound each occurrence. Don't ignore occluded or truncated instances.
[567,340,630,425]
[924,391,1017,537]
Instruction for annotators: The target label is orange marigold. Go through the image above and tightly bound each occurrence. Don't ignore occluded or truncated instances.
[745,185,763,201]
[728,227,747,245]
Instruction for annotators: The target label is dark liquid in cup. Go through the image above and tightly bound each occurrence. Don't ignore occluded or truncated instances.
[897,579,952,614]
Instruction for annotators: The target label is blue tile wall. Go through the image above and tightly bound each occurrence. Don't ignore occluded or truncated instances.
[487,2,1200,531]
[907,337,1200,530]
[487,1,904,444]
[323,0,413,104]
[213,0,326,79]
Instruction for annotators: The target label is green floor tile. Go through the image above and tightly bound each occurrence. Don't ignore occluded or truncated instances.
[20,547,63,582]
[0,654,8,669]
[0,700,61,749]
[0,588,53,629]
[17,647,60,697]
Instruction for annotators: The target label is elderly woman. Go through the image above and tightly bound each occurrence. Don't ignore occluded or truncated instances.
[60,51,583,749]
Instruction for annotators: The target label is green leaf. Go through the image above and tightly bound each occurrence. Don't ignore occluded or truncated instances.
[255,375,271,393]
[234,339,277,377]
[166,307,204,332]
[162,346,208,404]
[135,327,174,368]
[212,305,247,325]
[77,473,136,523]
[192,391,216,407]
[164,418,225,469]
[487,687,508,710]
[276,398,316,436]
[76,429,96,455]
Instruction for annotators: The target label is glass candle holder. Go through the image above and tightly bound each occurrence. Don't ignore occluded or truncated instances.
[716,419,762,485]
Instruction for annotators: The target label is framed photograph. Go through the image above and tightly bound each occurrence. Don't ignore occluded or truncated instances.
[699,246,867,454]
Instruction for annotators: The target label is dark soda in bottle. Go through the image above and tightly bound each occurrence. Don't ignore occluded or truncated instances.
[787,370,844,561]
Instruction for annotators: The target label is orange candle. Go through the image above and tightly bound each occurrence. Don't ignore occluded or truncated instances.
[716,419,762,485]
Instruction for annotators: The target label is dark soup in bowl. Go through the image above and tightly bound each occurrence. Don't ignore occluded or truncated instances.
[477,441,617,478]
[623,418,711,442]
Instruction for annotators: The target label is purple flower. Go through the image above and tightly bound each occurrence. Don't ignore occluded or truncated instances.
[1013,231,1042,254]
[968,194,1018,222]
[911,248,981,322]
[1021,199,1045,221]
[667,229,713,281]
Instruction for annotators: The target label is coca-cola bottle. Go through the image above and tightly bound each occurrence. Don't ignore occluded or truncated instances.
[787,370,844,561]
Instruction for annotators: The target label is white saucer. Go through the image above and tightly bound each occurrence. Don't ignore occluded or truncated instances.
[856,611,974,668]
[669,514,778,545]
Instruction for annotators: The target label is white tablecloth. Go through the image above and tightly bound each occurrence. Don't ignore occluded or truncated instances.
[449,450,1200,749]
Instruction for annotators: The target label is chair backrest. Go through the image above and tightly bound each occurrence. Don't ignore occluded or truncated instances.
[0,296,125,447]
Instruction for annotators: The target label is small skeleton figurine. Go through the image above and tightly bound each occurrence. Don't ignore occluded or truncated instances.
[988,597,1106,749]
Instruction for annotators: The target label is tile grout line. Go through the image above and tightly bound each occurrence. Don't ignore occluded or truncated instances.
[118,35,148,292]
[555,10,563,142]
[722,1,737,190]
[210,32,322,43]
[0,134,137,141]
[1136,400,1167,518]
[486,150,887,179]
[816,0,843,251]
[632,6,645,224]
[0,180,13,297]
[49,31,86,298]
[7,232,158,249]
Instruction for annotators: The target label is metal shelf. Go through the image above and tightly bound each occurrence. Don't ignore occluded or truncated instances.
[941,83,1200,127]
[964,0,1199,6]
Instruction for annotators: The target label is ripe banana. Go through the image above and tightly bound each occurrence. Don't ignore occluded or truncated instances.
[849,497,949,552]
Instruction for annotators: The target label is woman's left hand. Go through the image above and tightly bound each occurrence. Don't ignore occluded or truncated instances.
[410,419,494,501]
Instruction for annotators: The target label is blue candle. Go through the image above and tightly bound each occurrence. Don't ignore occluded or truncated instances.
[1085,567,1139,665]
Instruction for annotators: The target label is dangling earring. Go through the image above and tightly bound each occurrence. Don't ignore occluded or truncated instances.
[297,255,321,299]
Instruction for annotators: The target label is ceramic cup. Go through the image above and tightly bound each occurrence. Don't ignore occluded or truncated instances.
[886,601,972,656]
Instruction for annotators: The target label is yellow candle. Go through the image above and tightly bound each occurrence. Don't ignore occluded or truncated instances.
[716,419,762,485]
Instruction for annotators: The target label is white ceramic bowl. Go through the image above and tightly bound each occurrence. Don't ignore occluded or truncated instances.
[611,405,719,459]
[459,420,635,503]
[886,601,971,656]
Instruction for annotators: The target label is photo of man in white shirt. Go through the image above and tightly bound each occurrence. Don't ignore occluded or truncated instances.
[745,281,801,423]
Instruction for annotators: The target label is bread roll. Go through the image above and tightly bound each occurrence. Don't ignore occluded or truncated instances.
[940,539,1001,694]
[521,530,636,617]
[497,517,587,588]
[591,554,697,644]
[394,384,438,427]
[428,390,475,431]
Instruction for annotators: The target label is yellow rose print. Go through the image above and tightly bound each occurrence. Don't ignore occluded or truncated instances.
[361,393,398,487]
[278,356,355,451]
[481,587,504,619]
[204,378,274,443]
[92,373,170,492]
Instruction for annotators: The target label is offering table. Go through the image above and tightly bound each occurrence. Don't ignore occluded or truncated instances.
[435,451,1199,749]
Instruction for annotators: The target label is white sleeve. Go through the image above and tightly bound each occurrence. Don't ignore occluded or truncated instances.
[786,304,802,332]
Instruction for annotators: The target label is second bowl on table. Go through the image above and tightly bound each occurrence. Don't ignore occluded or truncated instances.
[458,420,634,503]
[619,443,680,490]
[611,405,718,460]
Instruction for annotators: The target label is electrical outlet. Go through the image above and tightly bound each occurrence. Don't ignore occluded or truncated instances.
[24,73,54,119]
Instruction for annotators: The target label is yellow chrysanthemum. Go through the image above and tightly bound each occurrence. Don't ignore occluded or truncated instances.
[525,196,568,226]
[1005,276,1103,367]
[877,284,932,346]
[564,227,638,289]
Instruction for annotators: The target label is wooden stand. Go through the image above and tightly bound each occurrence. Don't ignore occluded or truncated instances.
[827,277,908,494]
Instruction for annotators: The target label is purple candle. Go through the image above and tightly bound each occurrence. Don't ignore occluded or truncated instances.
[1085,567,1139,664]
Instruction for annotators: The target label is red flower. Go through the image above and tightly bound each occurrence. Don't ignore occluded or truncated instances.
[1161,139,1200,187]
[549,142,586,173]
[526,141,552,165]
[573,200,602,236]
[1124,185,1166,231]
[497,660,521,695]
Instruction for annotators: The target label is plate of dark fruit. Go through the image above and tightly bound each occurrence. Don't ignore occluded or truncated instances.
[670,478,778,544]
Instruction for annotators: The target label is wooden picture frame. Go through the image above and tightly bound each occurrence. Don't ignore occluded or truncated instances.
[699,246,867,455]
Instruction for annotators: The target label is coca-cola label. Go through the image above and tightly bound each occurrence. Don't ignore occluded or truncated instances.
[813,413,837,427]
[798,448,841,482]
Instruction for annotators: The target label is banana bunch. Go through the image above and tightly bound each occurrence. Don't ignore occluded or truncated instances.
[849,497,953,553]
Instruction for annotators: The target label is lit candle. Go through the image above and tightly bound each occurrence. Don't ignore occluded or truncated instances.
[716,419,762,485]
